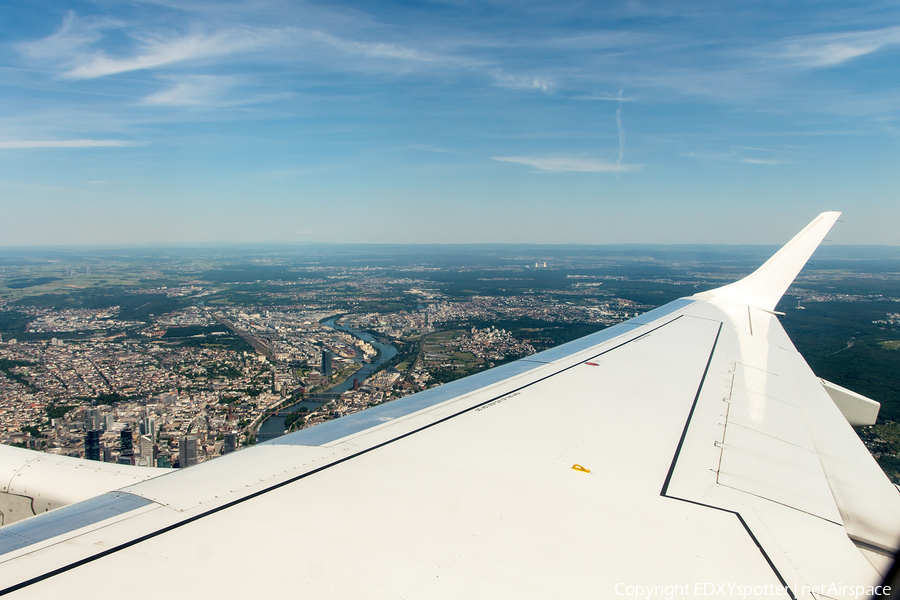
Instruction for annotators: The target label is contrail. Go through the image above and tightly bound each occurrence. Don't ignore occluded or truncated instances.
[616,89,625,170]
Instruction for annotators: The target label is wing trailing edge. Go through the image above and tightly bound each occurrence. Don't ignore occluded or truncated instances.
[694,211,840,311]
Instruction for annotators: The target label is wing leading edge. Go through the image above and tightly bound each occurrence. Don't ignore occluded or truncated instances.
[0,212,898,600]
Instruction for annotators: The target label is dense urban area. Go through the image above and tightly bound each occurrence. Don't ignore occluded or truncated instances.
[2,244,900,481]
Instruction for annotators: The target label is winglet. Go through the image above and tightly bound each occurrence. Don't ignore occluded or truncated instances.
[694,212,840,311]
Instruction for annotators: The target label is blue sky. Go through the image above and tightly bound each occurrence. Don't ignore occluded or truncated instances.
[1,0,898,246]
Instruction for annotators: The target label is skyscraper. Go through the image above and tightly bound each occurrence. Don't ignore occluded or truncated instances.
[120,426,134,464]
[140,417,156,443]
[139,434,153,460]
[84,430,101,461]
[179,435,198,468]
[84,408,102,432]
[223,432,237,454]
[322,350,333,377]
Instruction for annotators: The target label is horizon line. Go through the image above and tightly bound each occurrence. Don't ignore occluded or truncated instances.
[1,241,899,251]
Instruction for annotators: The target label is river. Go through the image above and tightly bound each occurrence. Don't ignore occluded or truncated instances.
[255,316,398,442]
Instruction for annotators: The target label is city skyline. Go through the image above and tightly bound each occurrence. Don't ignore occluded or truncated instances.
[1,1,899,246]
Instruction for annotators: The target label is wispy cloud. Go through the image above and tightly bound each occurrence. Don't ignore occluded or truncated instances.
[19,12,284,79]
[493,72,553,93]
[678,151,731,161]
[740,158,786,165]
[572,94,637,102]
[538,30,658,51]
[0,140,138,148]
[768,26,900,68]
[18,11,117,59]
[681,146,793,164]
[493,156,640,172]
[64,28,276,79]
[732,145,779,153]
[19,10,565,105]
[308,30,556,94]
[310,31,434,62]
[143,75,243,106]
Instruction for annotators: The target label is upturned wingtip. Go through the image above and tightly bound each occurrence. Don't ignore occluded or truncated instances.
[694,212,840,311]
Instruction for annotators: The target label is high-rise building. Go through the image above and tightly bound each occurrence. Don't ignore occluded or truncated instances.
[120,427,134,453]
[179,435,198,468]
[140,417,156,443]
[156,455,171,468]
[322,350,333,377]
[103,414,115,431]
[223,432,237,454]
[84,430,101,461]
[120,427,134,465]
[139,434,153,460]
[84,408,102,432]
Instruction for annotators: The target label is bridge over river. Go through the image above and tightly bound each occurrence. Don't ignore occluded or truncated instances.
[270,393,341,417]
[255,319,398,443]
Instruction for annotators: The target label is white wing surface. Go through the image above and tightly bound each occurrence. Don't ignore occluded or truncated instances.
[1,212,898,599]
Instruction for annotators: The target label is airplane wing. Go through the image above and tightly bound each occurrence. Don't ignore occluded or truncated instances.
[1,211,899,599]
